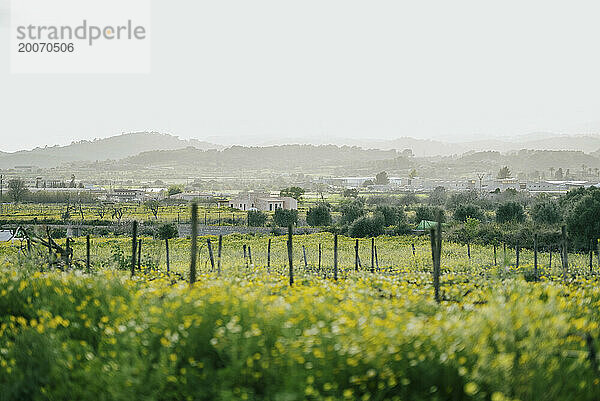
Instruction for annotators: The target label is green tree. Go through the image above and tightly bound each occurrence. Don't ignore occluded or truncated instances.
[457,217,480,259]
[342,188,359,198]
[167,185,184,196]
[531,200,562,225]
[496,201,525,223]
[446,190,478,211]
[273,209,299,227]
[8,179,29,203]
[453,204,484,222]
[497,166,512,179]
[280,187,305,201]
[157,223,178,240]
[339,198,365,225]
[306,204,332,227]
[247,210,267,227]
[464,217,480,240]
[555,168,564,179]
[400,193,419,206]
[362,180,374,187]
[429,186,447,206]
[144,199,161,219]
[566,188,600,249]
[375,205,404,227]
[374,171,389,185]
[415,206,445,223]
[348,214,384,238]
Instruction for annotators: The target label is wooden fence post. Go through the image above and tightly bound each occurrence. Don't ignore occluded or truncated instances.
[207,238,215,272]
[137,239,142,270]
[333,234,338,281]
[467,242,471,260]
[549,246,552,270]
[217,235,222,276]
[430,219,442,303]
[355,239,359,272]
[411,243,416,256]
[302,245,308,268]
[131,221,138,278]
[189,204,198,285]
[86,235,91,273]
[267,238,271,272]
[515,241,520,268]
[248,246,253,266]
[370,238,375,273]
[375,245,379,271]
[165,238,170,274]
[287,225,293,286]
[243,244,248,268]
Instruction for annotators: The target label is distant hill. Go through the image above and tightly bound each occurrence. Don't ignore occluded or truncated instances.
[366,135,600,156]
[0,132,221,168]
[121,145,400,173]
[205,133,600,156]
[458,150,600,172]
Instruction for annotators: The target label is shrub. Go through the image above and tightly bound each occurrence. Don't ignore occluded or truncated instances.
[157,223,178,240]
[347,214,384,238]
[374,205,404,227]
[531,200,562,225]
[453,204,484,222]
[339,198,365,225]
[414,206,445,223]
[280,187,305,201]
[496,202,525,224]
[342,188,359,198]
[306,204,332,227]
[247,210,267,227]
[273,209,298,227]
[428,186,447,206]
[565,189,600,249]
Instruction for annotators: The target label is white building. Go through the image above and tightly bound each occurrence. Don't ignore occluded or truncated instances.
[228,193,297,211]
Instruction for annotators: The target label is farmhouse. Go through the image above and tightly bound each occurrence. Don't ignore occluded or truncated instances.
[228,193,297,211]
[110,189,144,202]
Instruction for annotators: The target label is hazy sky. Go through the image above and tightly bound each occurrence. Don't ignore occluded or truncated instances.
[1,0,600,151]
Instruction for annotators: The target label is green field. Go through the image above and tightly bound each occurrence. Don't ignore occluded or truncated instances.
[0,233,599,400]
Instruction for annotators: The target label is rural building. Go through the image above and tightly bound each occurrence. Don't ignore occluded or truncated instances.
[527,180,592,194]
[486,178,521,192]
[170,192,215,202]
[110,189,144,202]
[318,177,374,188]
[228,193,297,211]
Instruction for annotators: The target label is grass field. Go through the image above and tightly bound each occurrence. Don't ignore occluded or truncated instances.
[0,233,599,400]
